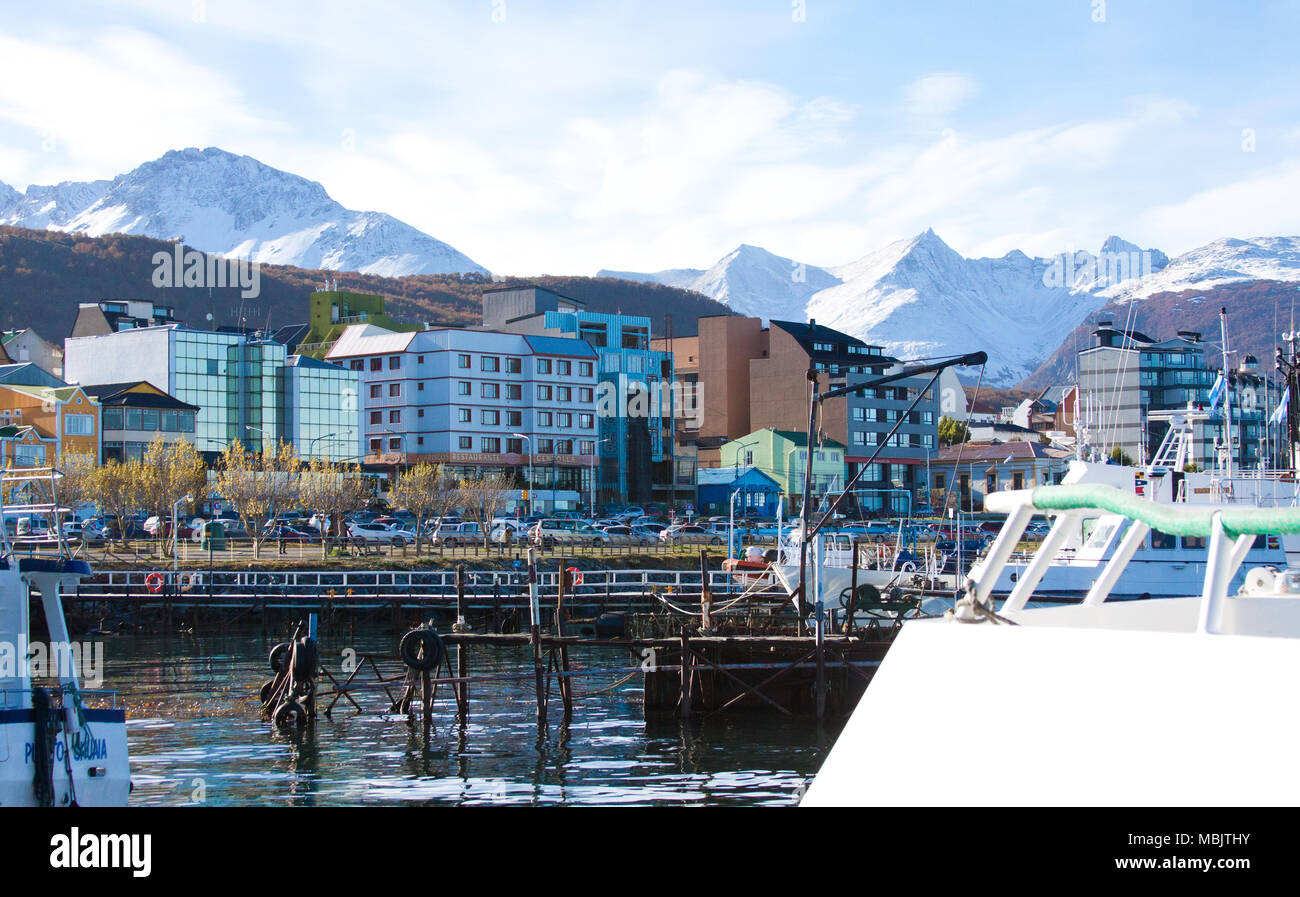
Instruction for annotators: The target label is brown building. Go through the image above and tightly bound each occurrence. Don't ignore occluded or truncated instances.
[690,316,873,469]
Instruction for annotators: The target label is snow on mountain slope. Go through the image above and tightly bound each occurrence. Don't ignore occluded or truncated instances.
[808,230,1106,386]
[0,148,486,276]
[1101,235,1300,302]
[599,244,838,322]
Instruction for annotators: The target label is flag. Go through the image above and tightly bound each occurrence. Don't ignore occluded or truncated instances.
[1207,372,1226,408]
[1270,390,1289,427]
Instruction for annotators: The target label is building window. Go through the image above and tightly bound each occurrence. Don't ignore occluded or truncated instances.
[482,410,500,425]
[370,411,382,425]
[459,436,473,450]
[103,407,124,429]
[389,356,401,370]
[556,439,573,454]
[458,409,471,423]
[370,358,382,371]
[369,438,382,452]
[538,411,553,426]
[482,356,500,372]
[557,386,571,402]
[852,431,866,446]
[557,413,572,428]
[458,354,471,369]
[537,358,552,375]
[537,385,552,401]
[507,410,522,427]
[63,413,94,436]
[389,410,401,424]
[579,388,593,403]
[538,438,554,453]
[507,438,523,454]
[580,440,595,455]
[389,437,402,451]
[579,362,593,377]
[388,383,401,397]
[350,360,363,371]
[417,408,425,418]
[506,358,522,374]
[507,384,521,400]
[557,360,571,376]
[482,383,500,399]
[418,382,425,391]
[482,437,501,453]
[458,381,470,396]
[579,414,594,429]
[417,355,425,364]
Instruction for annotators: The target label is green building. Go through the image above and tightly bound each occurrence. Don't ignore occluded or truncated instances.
[718,427,846,512]
[298,291,423,359]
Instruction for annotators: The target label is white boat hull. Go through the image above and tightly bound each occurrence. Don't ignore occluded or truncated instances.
[804,607,1300,806]
[0,708,130,807]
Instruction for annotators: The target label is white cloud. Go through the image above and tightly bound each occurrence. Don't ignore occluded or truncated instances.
[903,72,977,117]
[1140,161,1300,252]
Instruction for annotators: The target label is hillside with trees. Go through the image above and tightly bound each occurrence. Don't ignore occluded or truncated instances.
[0,225,733,342]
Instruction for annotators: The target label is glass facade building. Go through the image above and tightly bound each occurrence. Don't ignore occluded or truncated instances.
[282,355,361,462]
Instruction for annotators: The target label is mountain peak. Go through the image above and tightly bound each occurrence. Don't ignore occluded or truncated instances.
[0,147,486,276]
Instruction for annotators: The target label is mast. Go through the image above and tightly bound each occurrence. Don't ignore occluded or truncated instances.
[1220,306,1233,480]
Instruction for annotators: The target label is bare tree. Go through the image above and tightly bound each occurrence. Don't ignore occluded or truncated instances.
[455,469,513,548]
[92,459,146,551]
[138,436,207,555]
[300,457,371,557]
[214,441,302,558]
[389,462,458,555]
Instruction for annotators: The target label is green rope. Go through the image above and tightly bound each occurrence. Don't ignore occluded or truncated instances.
[1029,484,1300,539]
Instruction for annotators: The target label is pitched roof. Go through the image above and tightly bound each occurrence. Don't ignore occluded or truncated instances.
[767,428,846,450]
[936,441,1067,463]
[696,466,780,487]
[80,381,199,410]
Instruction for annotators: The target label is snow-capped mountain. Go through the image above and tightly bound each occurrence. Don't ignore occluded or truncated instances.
[0,148,486,277]
[1100,235,1300,302]
[601,244,838,323]
[809,230,1108,385]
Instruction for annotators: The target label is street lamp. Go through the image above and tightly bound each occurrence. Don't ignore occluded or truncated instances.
[512,433,533,517]
[308,431,337,461]
[172,492,194,573]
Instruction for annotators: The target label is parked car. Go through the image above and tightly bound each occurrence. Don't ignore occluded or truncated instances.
[659,524,724,546]
[597,524,655,546]
[145,516,196,539]
[529,519,606,546]
[348,522,411,545]
[430,522,483,547]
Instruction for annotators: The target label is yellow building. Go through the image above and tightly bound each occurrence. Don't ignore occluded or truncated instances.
[0,384,101,461]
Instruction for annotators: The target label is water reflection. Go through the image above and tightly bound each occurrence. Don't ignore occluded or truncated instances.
[109,627,833,806]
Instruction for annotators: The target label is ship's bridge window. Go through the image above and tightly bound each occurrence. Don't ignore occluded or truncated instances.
[1084,523,1116,549]
[1181,535,1206,550]
[1150,530,1176,550]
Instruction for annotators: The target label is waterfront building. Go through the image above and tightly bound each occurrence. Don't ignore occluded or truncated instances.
[695,466,782,517]
[326,322,599,511]
[1077,322,1279,469]
[0,329,63,378]
[932,441,1072,512]
[69,300,179,338]
[80,382,199,463]
[0,424,57,467]
[64,325,358,462]
[482,285,674,509]
[0,382,100,460]
[718,427,845,512]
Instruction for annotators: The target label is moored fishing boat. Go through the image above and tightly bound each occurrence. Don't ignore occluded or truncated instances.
[803,483,1300,806]
[0,467,130,807]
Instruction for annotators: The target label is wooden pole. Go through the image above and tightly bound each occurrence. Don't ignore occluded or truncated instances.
[814,535,826,721]
[528,547,545,726]
[557,562,572,718]
[698,549,712,633]
[678,624,692,719]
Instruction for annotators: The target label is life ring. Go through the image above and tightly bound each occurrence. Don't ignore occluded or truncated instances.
[566,566,583,587]
[399,628,444,672]
[145,572,164,593]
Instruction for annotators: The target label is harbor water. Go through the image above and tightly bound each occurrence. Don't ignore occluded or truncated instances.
[106,627,835,806]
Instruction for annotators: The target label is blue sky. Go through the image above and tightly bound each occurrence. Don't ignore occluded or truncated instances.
[1,1,1297,274]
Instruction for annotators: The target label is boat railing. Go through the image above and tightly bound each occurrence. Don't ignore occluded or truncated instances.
[0,466,74,561]
[980,484,1300,632]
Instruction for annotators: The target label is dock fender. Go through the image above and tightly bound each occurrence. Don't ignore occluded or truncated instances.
[269,641,292,673]
[400,628,445,671]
